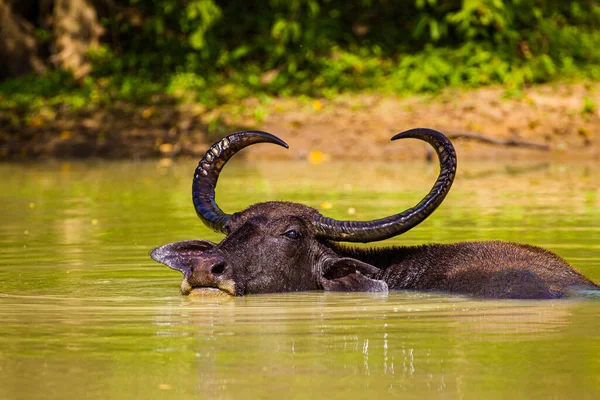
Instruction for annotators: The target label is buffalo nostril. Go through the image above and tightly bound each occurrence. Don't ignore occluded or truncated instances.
[211,262,226,275]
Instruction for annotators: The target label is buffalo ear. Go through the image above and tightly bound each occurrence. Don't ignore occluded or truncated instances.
[320,258,388,292]
[150,240,216,273]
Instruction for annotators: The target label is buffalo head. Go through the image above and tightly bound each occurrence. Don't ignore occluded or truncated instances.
[151,129,456,296]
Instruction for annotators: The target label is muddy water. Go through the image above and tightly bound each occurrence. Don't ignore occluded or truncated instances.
[1,159,599,399]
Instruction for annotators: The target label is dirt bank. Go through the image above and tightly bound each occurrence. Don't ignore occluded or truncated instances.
[1,82,599,161]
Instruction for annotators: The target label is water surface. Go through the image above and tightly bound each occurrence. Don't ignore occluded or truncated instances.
[1,159,599,399]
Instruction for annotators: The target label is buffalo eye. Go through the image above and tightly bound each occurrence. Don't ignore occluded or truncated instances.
[282,229,301,240]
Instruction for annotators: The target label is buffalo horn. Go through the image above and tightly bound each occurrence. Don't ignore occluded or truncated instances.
[192,130,288,233]
[313,128,456,243]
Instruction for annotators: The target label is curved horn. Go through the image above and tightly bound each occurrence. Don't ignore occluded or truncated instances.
[192,131,288,233]
[313,128,456,243]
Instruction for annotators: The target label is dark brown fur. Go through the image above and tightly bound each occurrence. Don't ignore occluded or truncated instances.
[151,202,599,299]
[336,241,597,299]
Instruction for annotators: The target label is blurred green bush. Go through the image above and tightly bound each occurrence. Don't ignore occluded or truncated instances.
[2,0,600,109]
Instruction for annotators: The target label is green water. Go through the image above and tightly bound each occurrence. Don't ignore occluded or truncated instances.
[1,159,599,399]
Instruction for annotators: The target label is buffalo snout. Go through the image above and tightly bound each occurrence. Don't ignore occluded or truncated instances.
[151,240,238,296]
[187,254,229,287]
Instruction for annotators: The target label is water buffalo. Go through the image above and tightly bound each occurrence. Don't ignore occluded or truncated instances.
[150,129,598,299]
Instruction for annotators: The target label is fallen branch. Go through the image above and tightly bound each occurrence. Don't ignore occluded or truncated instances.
[444,130,550,151]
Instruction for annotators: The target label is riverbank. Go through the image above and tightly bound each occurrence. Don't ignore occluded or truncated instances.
[1,82,598,161]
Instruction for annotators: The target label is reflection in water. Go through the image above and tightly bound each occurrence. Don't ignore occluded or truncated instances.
[0,160,599,399]
[461,162,550,180]
[142,294,589,398]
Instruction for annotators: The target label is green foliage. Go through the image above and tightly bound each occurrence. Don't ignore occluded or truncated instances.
[2,0,600,115]
[582,96,596,115]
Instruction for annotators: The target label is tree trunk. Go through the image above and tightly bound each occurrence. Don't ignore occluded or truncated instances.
[0,0,47,79]
[50,0,104,79]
